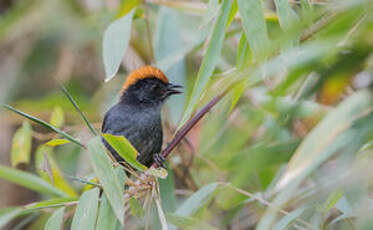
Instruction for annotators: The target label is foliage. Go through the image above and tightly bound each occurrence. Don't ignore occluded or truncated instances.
[0,0,373,229]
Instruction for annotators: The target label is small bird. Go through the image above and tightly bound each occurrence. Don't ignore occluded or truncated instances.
[101,66,182,168]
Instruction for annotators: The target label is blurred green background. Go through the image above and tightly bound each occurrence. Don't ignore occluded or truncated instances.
[0,0,373,229]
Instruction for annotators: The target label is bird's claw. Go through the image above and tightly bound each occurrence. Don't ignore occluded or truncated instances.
[153,153,166,168]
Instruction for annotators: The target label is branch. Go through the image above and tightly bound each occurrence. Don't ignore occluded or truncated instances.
[152,90,228,168]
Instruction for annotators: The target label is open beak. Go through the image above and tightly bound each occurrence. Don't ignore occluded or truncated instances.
[166,83,183,96]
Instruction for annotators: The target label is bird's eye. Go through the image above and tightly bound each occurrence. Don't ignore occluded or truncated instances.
[151,84,159,92]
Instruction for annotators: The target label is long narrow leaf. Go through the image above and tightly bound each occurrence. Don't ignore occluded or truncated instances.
[237,0,269,61]
[11,121,32,166]
[1,104,84,148]
[103,10,135,81]
[71,188,100,230]
[87,137,125,226]
[0,208,23,229]
[103,134,147,171]
[175,183,219,217]
[179,0,233,129]
[166,213,219,230]
[276,90,373,190]
[257,90,373,230]
[0,165,68,197]
[44,207,65,230]
[96,195,119,230]
[59,84,98,136]
[25,198,77,210]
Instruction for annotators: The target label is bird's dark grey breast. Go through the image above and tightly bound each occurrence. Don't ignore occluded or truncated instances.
[101,103,163,167]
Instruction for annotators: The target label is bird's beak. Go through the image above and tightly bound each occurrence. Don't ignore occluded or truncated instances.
[166,84,183,96]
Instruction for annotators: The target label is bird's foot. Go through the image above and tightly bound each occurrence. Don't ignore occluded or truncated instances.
[153,153,166,168]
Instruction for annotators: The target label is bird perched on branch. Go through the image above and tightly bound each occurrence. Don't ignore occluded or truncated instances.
[101,66,182,167]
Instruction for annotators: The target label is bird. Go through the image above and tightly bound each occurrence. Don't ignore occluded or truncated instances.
[101,66,182,168]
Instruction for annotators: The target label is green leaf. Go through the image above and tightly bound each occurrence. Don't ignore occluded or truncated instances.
[102,134,147,171]
[44,207,65,230]
[323,190,344,212]
[274,0,299,31]
[272,208,305,230]
[11,121,32,166]
[129,197,144,219]
[0,208,23,229]
[45,139,70,147]
[176,183,219,217]
[87,137,125,226]
[50,106,64,128]
[274,0,300,47]
[227,0,238,28]
[159,167,177,212]
[0,165,68,197]
[103,10,135,81]
[117,0,141,18]
[237,0,269,61]
[257,91,373,230]
[236,33,251,70]
[154,7,187,124]
[166,213,219,230]
[229,80,246,112]
[179,0,233,129]
[35,145,78,197]
[25,198,77,210]
[59,84,98,136]
[1,104,84,148]
[71,188,100,230]
[202,0,219,27]
[276,90,373,190]
[96,195,120,230]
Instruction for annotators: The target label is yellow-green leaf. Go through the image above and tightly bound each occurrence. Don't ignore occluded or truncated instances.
[45,139,70,147]
[35,145,77,197]
[11,121,32,167]
[102,134,147,171]
[50,106,64,128]
[117,0,141,18]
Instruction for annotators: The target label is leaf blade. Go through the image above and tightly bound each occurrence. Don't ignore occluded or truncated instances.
[96,195,120,230]
[71,188,100,230]
[103,10,135,81]
[44,207,65,230]
[11,121,32,166]
[102,134,147,171]
[59,84,98,136]
[237,0,269,61]
[0,165,68,197]
[87,137,125,226]
[1,104,84,148]
[175,183,219,217]
[179,0,233,128]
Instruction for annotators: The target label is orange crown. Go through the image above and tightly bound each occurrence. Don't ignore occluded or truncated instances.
[121,66,169,93]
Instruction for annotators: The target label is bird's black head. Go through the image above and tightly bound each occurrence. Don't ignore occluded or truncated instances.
[120,66,182,106]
